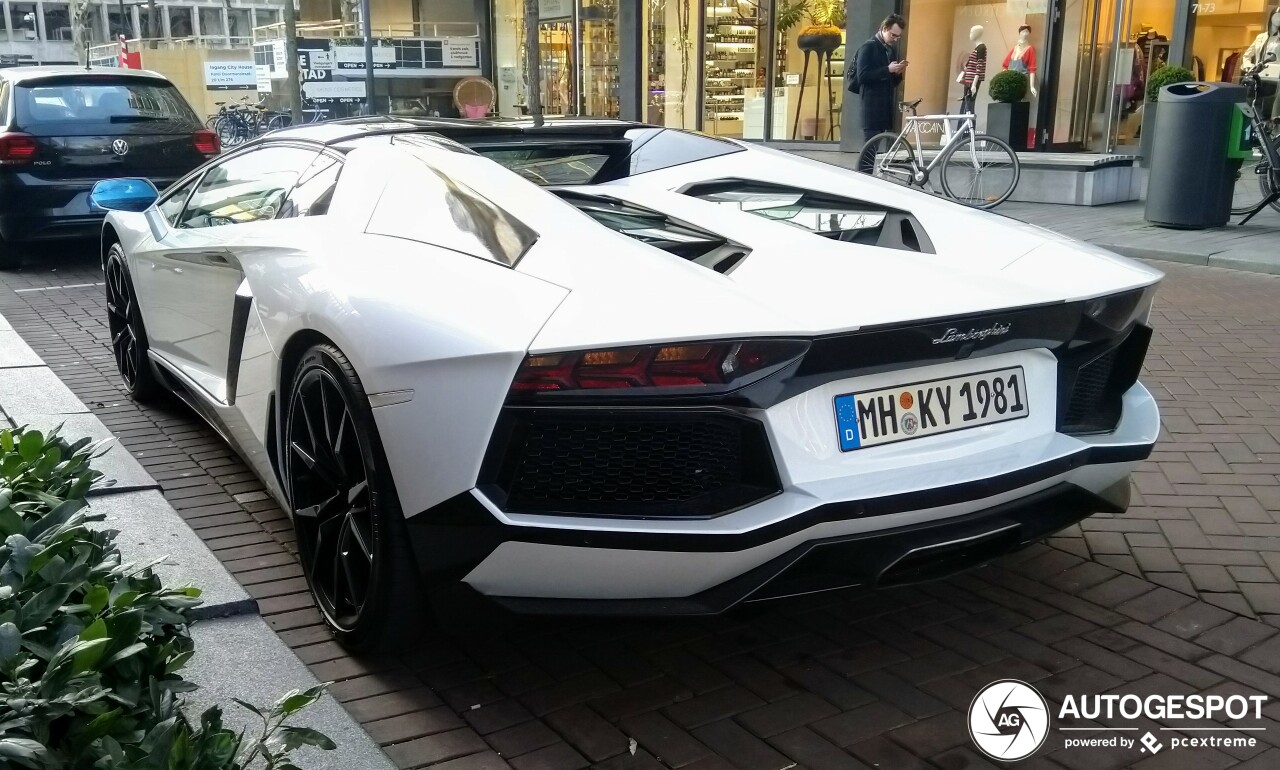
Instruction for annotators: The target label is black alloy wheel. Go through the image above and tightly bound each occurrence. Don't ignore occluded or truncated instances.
[104,245,160,401]
[284,343,425,651]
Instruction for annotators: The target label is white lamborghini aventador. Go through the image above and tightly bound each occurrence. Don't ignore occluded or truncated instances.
[91,117,1163,650]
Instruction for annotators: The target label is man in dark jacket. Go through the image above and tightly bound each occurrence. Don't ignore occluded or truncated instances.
[854,14,908,144]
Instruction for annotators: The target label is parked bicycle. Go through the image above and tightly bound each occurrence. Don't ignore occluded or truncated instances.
[858,99,1021,209]
[206,96,289,148]
[1231,52,1280,224]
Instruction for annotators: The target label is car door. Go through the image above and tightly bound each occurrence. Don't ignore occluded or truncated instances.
[132,143,320,402]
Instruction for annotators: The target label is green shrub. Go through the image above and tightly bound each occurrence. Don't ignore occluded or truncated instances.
[0,426,333,769]
[1147,65,1195,103]
[988,70,1029,103]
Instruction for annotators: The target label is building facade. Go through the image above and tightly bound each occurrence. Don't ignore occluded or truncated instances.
[0,0,283,66]
[492,0,1277,153]
[4,0,1272,153]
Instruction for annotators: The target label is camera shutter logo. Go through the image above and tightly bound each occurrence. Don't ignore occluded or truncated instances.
[111,139,129,156]
[969,680,1050,761]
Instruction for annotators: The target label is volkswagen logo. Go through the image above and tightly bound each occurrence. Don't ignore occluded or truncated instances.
[111,139,129,156]
[969,680,1050,761]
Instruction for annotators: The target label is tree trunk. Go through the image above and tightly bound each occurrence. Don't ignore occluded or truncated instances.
[284,0,303,123]
[70,0,93,66]
[522,0,542,125]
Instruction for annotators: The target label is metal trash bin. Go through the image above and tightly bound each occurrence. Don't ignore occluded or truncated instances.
[1144,82,1247,229]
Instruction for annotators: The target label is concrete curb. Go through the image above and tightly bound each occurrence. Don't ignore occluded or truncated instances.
[0,317,395,770]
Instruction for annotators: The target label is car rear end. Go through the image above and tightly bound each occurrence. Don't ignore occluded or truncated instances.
[0,71,218,247]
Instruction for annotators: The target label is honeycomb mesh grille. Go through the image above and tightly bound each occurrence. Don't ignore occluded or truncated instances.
[1061,348,1120,434]
[508,417,742,506]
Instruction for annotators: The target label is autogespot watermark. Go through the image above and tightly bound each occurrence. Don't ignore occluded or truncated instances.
[968,680,1269,761]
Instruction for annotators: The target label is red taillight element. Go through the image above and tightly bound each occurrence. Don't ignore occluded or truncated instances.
[510,340,808,396]
[0,133,38,164]
[193,129,220,156]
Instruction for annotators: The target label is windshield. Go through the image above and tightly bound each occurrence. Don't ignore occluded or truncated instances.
[16,78,199,130]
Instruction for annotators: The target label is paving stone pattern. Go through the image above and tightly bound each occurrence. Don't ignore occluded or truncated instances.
[2,253,1280,769]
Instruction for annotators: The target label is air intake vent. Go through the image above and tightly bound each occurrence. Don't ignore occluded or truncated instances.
[481,409,780,518]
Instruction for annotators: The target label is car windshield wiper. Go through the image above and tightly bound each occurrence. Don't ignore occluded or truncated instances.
[110,114,171,122]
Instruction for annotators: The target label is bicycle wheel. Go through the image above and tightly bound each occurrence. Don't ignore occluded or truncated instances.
[1230,159,1280,216]
[938,133,1020,209]
[1230,121,1280,216]
[858,131,916,187]
[266,113,290,132]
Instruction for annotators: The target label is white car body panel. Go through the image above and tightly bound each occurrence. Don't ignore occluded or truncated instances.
[100,120,1163,611]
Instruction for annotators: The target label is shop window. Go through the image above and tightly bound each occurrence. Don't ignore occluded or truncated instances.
[41,3,71,41]
[581,0,619,118]
[7,3,38,41]
[902,0,1045,146]
[703,0,766,139]
[769,0,843,141]
[1189,4,1278,121]
[645,0,697,128]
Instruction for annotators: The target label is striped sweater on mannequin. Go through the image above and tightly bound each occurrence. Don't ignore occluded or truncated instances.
[962,44,987,86]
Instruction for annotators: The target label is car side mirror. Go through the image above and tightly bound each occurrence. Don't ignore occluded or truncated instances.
[89,178,159,213]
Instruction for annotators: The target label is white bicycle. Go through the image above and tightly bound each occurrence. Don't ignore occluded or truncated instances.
[859,98,1021,209]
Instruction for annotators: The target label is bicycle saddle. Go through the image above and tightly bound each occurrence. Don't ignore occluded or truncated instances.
[899,98,923,110]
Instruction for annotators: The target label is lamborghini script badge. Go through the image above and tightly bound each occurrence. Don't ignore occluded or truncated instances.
[931,323,1012,345]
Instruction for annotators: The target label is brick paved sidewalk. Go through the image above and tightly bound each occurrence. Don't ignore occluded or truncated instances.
[1,252,1279,769]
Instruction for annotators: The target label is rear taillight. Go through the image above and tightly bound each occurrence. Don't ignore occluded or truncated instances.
[193,129,219,156]
[509,340,808,398]
[0,133,38,164]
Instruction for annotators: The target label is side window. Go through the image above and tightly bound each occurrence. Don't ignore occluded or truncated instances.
[177,146,318,229]
[158,176,199,226]
[277,154,341,219]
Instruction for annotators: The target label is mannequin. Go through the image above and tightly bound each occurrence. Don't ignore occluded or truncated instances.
[1002,24,1038,98]
[957,25,987,115]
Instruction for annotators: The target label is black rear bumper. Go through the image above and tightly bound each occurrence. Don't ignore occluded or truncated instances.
[481,481,1127,616]
[409,447,1139,617]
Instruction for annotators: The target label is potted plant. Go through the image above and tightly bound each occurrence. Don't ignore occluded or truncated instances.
[798,0,842,56]
[1141,64,1193,166]
[986,70,1030,150]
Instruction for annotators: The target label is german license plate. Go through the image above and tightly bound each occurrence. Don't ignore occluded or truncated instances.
[835,366,1029,451]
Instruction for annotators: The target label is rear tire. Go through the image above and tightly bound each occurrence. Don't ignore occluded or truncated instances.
[104,245,161,402]
[859,131,916,186]
[284,343,430,652]
[0,237,22,270]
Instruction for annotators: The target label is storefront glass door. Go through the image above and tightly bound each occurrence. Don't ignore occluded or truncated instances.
[539,20,576,115]
[581,0,620,117]
[1048,0,1121,150]
[1046,0,1179,151]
